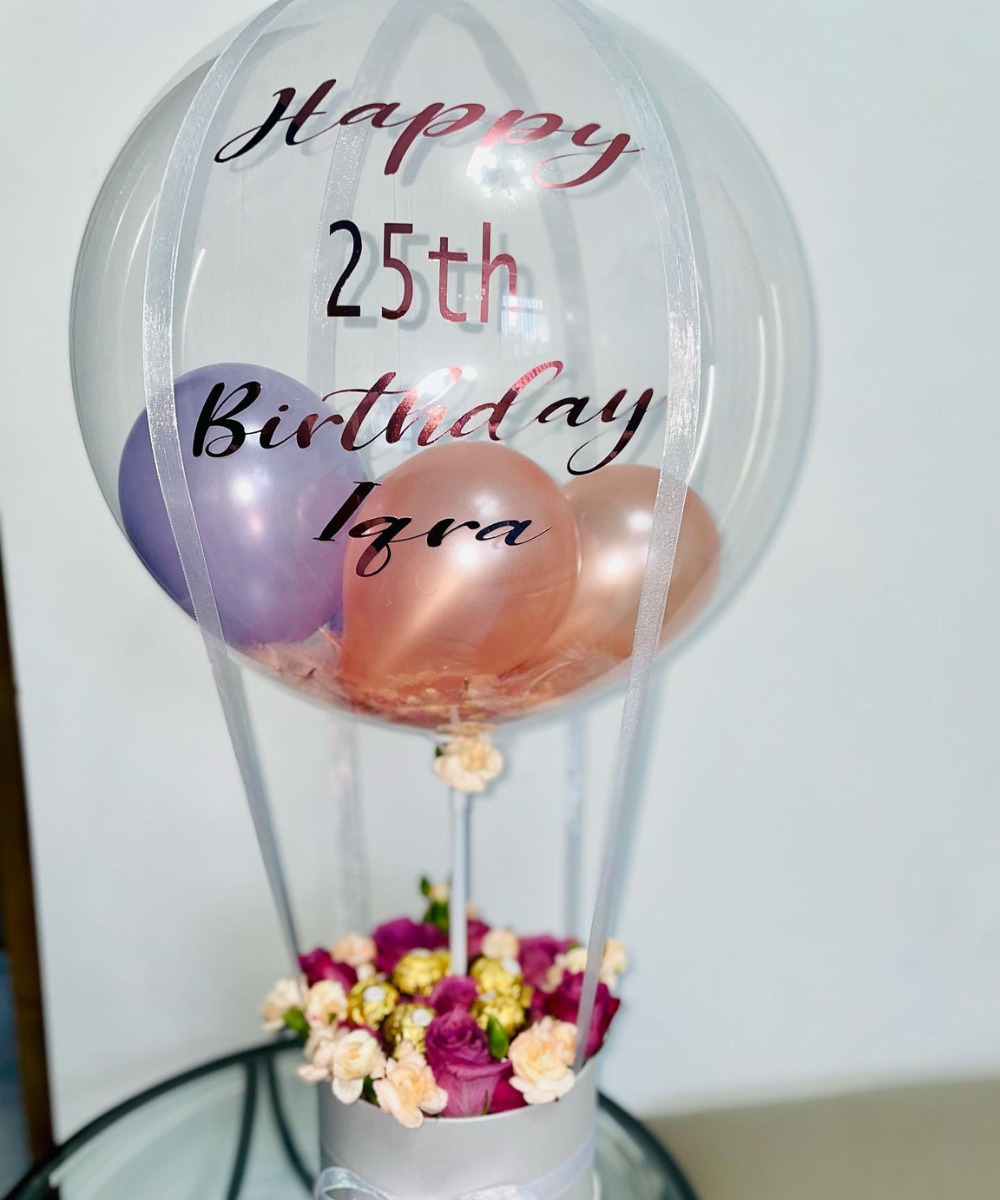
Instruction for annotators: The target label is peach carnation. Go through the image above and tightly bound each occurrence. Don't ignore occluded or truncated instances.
[508,1022,577,1105]
[373,1041,448,1128]
[330,933,377,968]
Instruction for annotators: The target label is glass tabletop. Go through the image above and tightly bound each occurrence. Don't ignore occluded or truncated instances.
[4,1042,697,1200]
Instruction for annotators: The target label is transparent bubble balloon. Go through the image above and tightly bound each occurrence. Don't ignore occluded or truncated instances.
[71,0,813,732]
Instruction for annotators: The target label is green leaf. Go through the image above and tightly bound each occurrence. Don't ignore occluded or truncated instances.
[486,1016,509,1061]
[434,745,445,758]
[283,1007,309,1041]
[431,899,450,934]
[422,897,450,933]
[420,875,432,898]
[362,1076,378,1104]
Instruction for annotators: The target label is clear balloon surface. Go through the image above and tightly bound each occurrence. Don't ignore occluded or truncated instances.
[71,0,814,731]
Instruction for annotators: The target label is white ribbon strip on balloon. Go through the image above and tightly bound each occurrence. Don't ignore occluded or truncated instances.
[141,0,303,971]
[543,0,702,1071]
[316,1135,595,1200]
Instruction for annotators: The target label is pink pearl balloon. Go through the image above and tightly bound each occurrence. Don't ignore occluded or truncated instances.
[535,465,720,665]
[340,442,580,700]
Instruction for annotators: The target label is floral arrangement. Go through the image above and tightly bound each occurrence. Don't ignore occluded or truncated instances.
[260,879,626,1128]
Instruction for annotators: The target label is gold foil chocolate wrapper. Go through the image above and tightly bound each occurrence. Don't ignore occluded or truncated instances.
[471,956,523,997]
[391,949,450,996]
[381,1002,437,1056]
[347,980,400,1027]
[472,990,526,1038]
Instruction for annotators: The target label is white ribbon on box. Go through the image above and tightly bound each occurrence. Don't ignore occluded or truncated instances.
[317,1134,595,1200]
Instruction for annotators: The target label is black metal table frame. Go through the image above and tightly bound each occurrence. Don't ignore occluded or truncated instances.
[5,1041,698,1200]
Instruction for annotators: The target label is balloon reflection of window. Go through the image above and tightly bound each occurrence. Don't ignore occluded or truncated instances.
[502,294,549,359]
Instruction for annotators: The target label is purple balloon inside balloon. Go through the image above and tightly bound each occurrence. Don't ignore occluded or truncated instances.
[118,363,359,647]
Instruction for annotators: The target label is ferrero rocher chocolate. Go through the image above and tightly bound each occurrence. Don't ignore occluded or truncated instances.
[471,956,523,997]
[347,980,400,1027]
[392,948,450,996]
[381,1002,437,1055]
[472,990,526,1038]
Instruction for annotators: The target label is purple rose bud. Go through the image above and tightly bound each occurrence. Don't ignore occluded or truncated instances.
[546,971,621,1059]
[518,935,573,989]
[429,975,478,1015]
[425,1011,512,1117]
[298,948,358,991]
[372,918,447,973]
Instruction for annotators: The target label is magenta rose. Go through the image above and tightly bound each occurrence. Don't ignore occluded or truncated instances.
[546,972,621,1059]
[489,1074,528,1113]
[298,949,357,992]
[526,986,548,1027]
[467,919,490,960]
[372,918,447,973]
[518,935,573,989]
[429,975,478,1015]
[424,1011,512,1117]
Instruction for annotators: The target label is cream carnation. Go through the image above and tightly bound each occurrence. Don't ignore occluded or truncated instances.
[561,946,589,976]
[481,927,520,961]
[373,1042,448,1128]
[508,1023,576,1105]
[299,1025,340,1084]
[329,1028,387,1104]
[601,938,629,988]
[330,933,376,967]
[433,735,504,795]
[304,979,348,1028]
[260,977,304,1032]
[552,938,629,990]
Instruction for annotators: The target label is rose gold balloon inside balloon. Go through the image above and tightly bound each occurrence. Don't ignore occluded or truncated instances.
[338,440,582,727]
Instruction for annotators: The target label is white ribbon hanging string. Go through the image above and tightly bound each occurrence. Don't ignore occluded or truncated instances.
[542,0,702,1071]
[141,0,303,971]
[316,1135,595,1200]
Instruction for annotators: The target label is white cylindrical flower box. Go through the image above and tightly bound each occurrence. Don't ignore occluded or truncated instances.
[318,1062,597,1199]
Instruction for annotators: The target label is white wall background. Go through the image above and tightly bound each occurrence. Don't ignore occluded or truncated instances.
[2,0,999,1138]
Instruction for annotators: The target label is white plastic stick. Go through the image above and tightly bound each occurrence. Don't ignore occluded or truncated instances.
[449,789,471,976]
[331,717,370,936]
[564,715,586,938]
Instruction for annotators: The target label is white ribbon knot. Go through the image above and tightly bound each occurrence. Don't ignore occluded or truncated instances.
[316,1135,595,1200]
[318,1169,540,1199]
